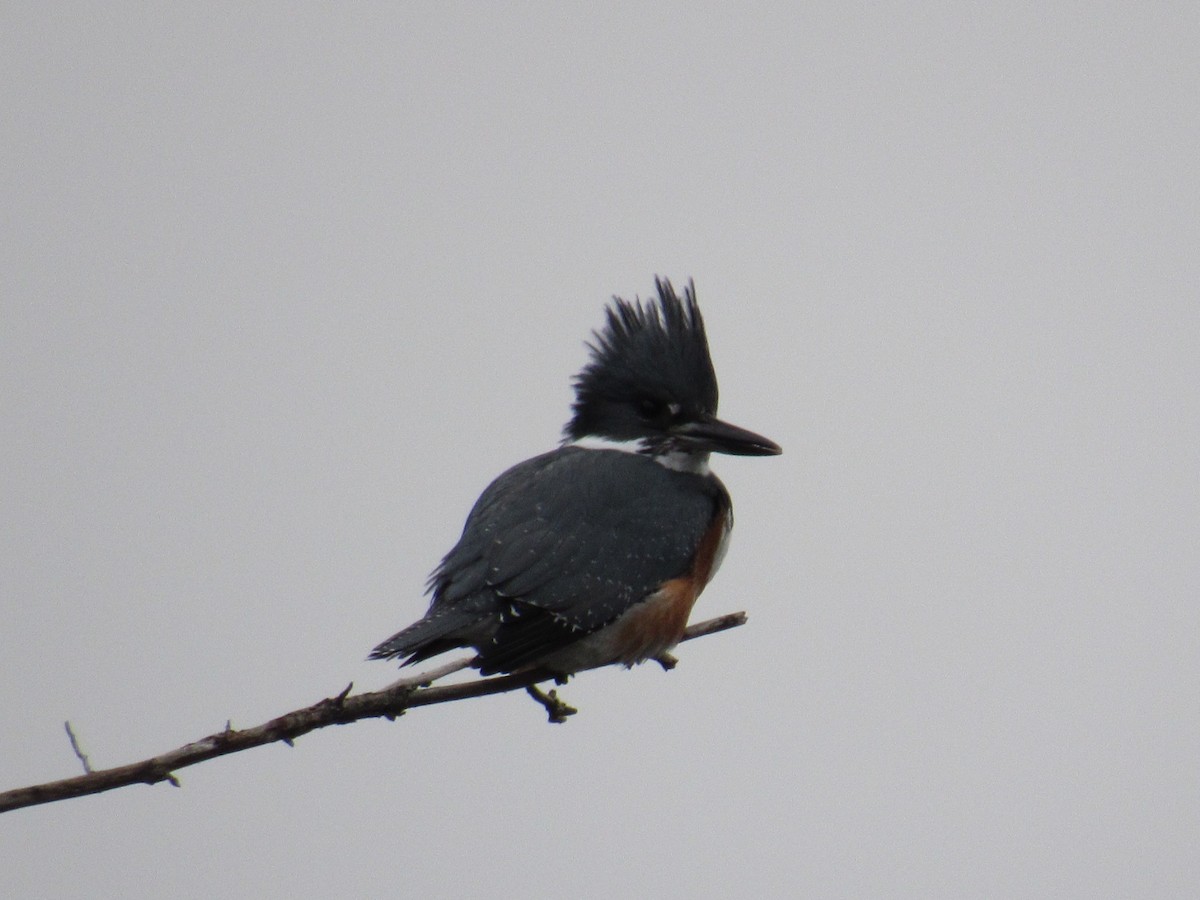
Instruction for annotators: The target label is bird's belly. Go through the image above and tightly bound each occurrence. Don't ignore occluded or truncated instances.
[540,576,701,672]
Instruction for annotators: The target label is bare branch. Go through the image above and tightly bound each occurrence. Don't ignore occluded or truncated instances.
[525,685,578,723]
[0,610,746,814]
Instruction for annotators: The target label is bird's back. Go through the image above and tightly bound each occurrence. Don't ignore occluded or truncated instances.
[370,445,729,672]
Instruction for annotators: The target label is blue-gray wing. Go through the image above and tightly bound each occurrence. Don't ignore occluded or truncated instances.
[369,446,724,667]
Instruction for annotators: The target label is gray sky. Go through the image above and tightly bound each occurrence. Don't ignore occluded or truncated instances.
[3,4,1197,897]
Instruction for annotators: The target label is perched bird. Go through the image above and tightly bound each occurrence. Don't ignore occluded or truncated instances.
[371,279,780,677]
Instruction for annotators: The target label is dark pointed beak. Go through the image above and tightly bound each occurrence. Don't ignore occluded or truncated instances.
[674,415,782,457]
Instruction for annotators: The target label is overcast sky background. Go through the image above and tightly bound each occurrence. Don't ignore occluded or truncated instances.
[2,4,1197,898]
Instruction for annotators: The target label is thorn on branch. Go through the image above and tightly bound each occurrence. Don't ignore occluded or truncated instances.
[525,684,577,724]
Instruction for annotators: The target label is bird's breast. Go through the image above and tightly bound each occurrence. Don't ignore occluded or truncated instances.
[540,506,732,672]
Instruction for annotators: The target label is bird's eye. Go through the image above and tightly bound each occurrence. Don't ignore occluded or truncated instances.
[637,396,667,420]
[637,397,683,422]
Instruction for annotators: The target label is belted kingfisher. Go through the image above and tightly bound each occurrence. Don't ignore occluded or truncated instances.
[370,278,781,677]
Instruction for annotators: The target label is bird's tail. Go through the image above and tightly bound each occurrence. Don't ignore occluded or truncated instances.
[368,611,478,666]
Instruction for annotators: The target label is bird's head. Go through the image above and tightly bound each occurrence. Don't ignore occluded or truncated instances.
[564,278,781,467]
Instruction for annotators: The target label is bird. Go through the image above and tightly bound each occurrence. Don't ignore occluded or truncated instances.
[370,278,781,677]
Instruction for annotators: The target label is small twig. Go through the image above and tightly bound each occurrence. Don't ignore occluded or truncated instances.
[0,610,747,814]
[377,655,475,693]
[525,685,578,723]
[678,610,747,642]
[64,721,93,774]
[653,651,679,671]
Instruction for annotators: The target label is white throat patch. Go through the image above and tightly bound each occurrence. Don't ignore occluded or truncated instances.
[567,435,642,455]
[567,435,711,475]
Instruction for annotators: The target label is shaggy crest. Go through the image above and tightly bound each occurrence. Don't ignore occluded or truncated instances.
[565,278,719,443]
